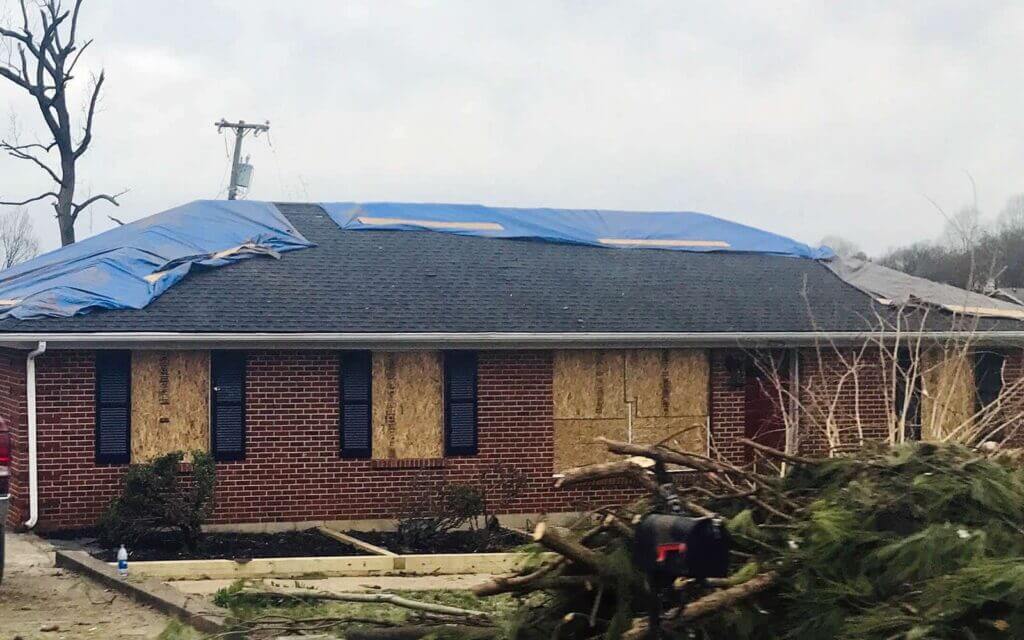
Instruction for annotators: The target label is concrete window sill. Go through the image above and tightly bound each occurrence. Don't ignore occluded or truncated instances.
[369,458,446,470]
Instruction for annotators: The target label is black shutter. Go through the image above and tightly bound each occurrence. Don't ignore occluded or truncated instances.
[340,351,372,458]
[211,351,246,461]
[445,351,478,456]
[975,349,1006,411]
[95,351,131,464]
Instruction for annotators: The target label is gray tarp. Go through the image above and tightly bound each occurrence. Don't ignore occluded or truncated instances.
[826,257,1024,321]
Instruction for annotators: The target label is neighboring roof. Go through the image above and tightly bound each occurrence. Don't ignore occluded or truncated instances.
[827,259,1024,321]
[0,202,890,336]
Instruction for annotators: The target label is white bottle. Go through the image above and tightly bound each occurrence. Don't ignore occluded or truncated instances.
[117,545,128,578]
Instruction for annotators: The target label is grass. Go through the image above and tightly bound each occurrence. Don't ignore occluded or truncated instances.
[214,580,527,638]
[155,620,203,640]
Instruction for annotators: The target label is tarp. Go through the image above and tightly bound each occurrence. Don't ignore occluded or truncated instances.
[320,202,834,259]
[0,200,314,320]
[826,257,1024,321]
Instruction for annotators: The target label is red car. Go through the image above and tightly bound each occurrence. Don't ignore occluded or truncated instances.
[0,417,8,585]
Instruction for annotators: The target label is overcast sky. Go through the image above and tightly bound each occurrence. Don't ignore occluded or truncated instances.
[1,1,1022,255]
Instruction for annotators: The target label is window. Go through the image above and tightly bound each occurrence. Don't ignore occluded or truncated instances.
[95,351,131,464]
[444,351,478,456]
[975,349,1006,411]
[211,351,246,461]
[895,349,922,441]
[340,351,372,458]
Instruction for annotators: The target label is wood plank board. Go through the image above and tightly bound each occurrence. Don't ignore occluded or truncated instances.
[131,350,210,462]
[371,351,443,459]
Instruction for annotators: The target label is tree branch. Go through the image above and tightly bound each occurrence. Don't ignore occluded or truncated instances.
[71,188,127,219]
[0,140,61,183]
[0,192,58,207]
[74,69,103,158]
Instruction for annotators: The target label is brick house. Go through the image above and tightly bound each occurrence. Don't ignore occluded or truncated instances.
[0,202,1022,532]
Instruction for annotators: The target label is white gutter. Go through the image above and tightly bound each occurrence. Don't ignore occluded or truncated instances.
[0,330,1023,349]
[24,340,46,529]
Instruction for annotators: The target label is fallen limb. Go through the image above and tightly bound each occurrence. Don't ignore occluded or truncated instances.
[737,438,818,466]
[345,625,497,640]
[532,522,604,574]
[239,589,490,620]
[555,457,655,488]
[624,572,778,639]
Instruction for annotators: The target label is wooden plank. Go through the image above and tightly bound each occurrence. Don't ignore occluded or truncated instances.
[371,351,443,459]
[552,350,627,420]
[625,349,709,417]
[921,349,975,441]
[318,526,398,557]
[553,418,629,470]
[131,350,210,462]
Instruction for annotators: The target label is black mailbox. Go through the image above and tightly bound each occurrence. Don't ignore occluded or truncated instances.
[633,514,730,583]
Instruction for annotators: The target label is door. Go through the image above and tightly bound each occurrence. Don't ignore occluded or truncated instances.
[744,352,789,465]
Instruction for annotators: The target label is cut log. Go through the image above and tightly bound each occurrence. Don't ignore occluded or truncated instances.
[532,522,604,574]
[555,457,655,488]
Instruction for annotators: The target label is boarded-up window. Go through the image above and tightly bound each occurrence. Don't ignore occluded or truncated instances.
[341,351,373,458]
[130,351,211,463]
[211,351,246,461]
[920,349,975,441]
[552,349,708,471]
[444,352,478,456]
[95,351,131,464]
[371,352,444,459]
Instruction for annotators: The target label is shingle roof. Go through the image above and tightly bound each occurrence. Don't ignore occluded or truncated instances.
[0,203,932,334]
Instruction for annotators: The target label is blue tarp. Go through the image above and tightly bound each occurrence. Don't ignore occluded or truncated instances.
[0,200,313,320]
[320,202,833,259]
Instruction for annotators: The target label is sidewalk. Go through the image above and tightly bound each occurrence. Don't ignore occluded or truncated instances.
[0,533,174,639]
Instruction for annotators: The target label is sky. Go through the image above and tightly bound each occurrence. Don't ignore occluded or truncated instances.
[1,0,1023,256]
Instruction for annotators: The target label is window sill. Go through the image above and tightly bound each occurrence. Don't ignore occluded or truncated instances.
[369,458,446,470]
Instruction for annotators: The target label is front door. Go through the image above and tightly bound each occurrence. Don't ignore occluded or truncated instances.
[744,353,789,465]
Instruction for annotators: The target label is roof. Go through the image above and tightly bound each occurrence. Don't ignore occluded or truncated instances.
[0,202,1019,345]
[0,202,908,337]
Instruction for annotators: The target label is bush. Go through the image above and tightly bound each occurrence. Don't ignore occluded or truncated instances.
[396,483,486,551]
[98,450,216,550]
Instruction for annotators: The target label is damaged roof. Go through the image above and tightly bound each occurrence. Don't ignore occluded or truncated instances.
[0,202,939,336]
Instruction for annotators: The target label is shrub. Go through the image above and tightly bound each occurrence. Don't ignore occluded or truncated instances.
[98,450,216,550]
[396,483,486,551]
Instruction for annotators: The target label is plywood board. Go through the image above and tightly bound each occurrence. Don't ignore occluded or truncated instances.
[131,350,210,462]
[625,349,709,417]
[632,416,707,454]
[553,418,629,469]
[921,349,975,441]
[552,350,626,419]
[552,349,709,470]
[372,351,443,459]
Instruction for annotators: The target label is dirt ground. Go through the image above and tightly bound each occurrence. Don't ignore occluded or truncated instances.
[0,533,175,639]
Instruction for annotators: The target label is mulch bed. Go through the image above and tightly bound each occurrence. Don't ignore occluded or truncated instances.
[349,528,526,554]
[49,528,369,562]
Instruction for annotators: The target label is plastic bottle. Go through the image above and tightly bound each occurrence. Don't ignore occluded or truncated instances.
[117,545,128,578]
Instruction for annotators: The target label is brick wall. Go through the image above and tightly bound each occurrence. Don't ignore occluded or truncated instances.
[5,345,1014,531]
[5,349,638,530]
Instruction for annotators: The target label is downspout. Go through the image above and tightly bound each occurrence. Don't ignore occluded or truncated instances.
[24,340,46,529]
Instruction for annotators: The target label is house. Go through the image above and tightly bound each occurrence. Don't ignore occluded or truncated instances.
[0,200,1022,532]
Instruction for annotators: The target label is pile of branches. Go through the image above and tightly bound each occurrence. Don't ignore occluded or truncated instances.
[470,436,1024,640]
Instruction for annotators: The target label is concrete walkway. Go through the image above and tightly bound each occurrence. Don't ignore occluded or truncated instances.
[171,573,499,596]
[0,533,173,639]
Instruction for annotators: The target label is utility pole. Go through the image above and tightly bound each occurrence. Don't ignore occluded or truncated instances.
[215,119,270,200]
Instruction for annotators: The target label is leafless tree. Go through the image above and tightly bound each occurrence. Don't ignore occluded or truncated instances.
[0,0,125,246]
[0,207,39,268]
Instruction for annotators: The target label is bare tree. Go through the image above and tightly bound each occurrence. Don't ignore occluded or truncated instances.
[0,208,39,268]
[0,0,125,246]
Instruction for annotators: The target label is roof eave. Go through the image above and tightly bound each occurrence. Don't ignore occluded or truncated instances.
[2,330,1024,351]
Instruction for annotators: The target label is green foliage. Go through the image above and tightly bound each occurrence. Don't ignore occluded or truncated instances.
[688,442,1024,639]
[98,450,216,550]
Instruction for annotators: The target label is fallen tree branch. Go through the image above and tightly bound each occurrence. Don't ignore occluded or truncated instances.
[239,589,490,620]
[555,457,654,488]
[532,522,604,574]
[737,438,818,466]
[624,571,778,639]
